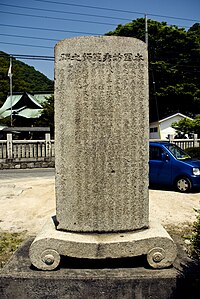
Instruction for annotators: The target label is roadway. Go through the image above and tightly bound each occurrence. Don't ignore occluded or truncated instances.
[0,167,199,235]
[0,167,55,180]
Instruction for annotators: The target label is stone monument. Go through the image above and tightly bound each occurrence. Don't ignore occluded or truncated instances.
[29,36,177,270]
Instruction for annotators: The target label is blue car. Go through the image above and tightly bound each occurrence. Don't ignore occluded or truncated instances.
[149,141,200,192]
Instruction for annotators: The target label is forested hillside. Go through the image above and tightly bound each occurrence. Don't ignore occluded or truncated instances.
[106,19,200,121]
[0,52,53,107]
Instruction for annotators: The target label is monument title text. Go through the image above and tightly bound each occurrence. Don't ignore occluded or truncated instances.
[59,52,144,62]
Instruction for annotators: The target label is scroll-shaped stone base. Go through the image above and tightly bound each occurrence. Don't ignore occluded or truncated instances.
[29,216,177,271]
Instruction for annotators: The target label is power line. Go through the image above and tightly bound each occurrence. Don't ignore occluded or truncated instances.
[33,0,144,15]
[0,3,197,41]
[1,2,199,25]
[0,23,102,36]
[0,27,192,47]
[148,13,200,23]
[0,3,132,22]
[33,0,200,23]
[0,22,100,49]
[0,9,192,30]
[0,9,118,26]
[0,10,192,34]
[0,53,54,61]
[0,33,59,42]
[0,41,53,49]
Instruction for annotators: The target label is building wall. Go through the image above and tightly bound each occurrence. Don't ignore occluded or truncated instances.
[159,115,186,139]
[149,121,160,139]
[149,114,193,140]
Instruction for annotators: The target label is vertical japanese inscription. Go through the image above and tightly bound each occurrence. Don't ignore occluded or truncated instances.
[55,36,149,232]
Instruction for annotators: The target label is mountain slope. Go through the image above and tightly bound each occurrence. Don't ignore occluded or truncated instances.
[0,52,54,106]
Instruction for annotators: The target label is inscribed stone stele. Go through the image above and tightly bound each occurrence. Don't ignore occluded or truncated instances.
[54,36,149,232]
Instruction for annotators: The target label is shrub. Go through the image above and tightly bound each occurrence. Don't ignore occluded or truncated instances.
[189,209,200,261]
[185,147,200,160]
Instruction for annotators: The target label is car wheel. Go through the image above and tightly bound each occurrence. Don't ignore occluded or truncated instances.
[175,177,192,193]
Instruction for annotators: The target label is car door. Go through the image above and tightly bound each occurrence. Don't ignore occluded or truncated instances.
[149,145,172,185]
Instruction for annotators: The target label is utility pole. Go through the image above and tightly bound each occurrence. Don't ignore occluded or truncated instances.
[8,56,13,126]
[145,14,148,48]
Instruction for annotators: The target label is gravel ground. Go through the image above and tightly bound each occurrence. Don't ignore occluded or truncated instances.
[0,176,199,235]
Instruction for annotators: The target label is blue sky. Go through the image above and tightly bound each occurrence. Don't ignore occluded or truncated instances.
[0,0,199,81]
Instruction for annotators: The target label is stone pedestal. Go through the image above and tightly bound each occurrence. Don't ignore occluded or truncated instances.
[30,216,177,271]
[2,239,190,299]
[29,36,177,270]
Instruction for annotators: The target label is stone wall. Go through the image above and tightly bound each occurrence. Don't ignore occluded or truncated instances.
[0,159,55,169]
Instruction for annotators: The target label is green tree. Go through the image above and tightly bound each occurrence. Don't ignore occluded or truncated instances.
[0,52,53,106]
[172,118,194,136]
[172,116,200,136]
[106,19,200,121]
[35,95,54,136]
[193,117,200,136]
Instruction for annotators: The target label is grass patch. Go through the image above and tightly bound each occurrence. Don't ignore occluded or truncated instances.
[0,231,25,268]
[164,222,193,238]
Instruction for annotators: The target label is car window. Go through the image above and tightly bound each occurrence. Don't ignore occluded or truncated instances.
[150,146,164,160]
[165,144,190,160]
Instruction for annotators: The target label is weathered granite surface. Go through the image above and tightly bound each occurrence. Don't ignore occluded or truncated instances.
[54,36,149,232]
[29,216,177,270]
[29,36,177,271]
